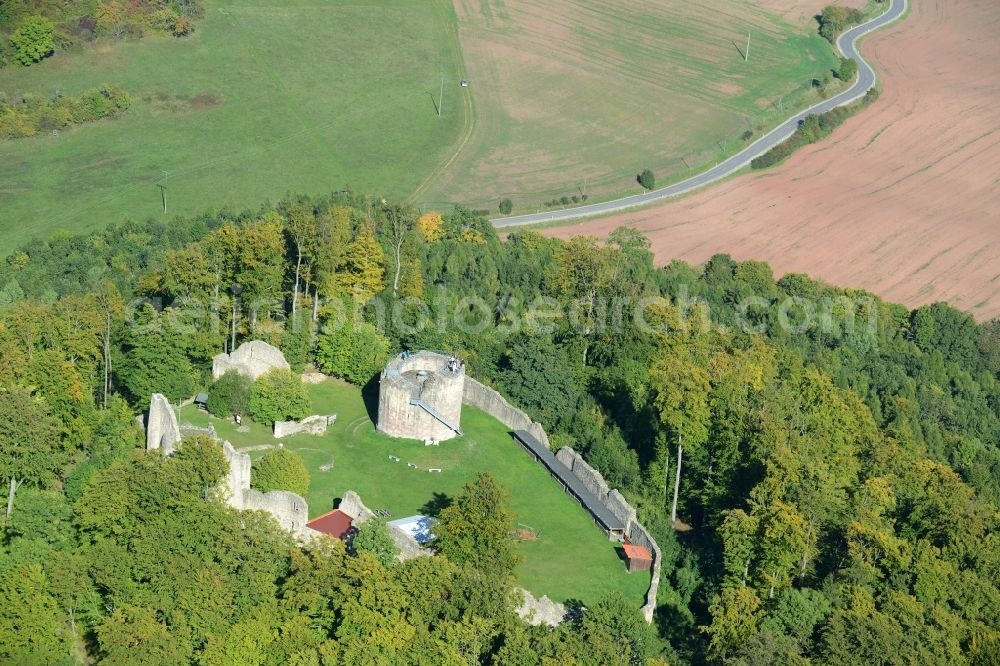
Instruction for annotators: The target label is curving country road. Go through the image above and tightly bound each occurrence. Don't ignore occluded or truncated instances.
[492,0,907,228]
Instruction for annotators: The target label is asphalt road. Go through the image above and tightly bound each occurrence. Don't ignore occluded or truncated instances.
[492,0,907,228]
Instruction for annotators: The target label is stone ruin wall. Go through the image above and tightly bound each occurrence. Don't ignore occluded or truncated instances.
[556,447,661,623]
[146,394,182,455]
[556,447,609,501]
[338,490,375,524]
[144,394,310,540]
[212,340,290,381]
[218,442,310,538]
[217,443,310,538]
[377,352,465,441]
[339,490,429,561]
[461,377,549,448]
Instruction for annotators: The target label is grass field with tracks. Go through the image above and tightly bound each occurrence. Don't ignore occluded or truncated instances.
[178,379,651,606]
[425,0,843,211]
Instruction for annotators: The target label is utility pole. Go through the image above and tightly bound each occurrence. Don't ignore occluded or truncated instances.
[745,31,751,62]
[438,73,444,117]
[158,170,169,214]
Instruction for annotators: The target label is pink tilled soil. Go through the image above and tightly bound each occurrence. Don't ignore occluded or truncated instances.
[542,0,1000,320]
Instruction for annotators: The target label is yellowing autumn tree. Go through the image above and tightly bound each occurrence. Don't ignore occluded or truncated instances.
[327,223,385,302]
[416,212,445,243]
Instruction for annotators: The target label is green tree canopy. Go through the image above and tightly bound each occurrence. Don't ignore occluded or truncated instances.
[247,369,311,425]
[9,15,54,65]
[352,519,399,567]
[836,57,858,81]
[433,473,521,579]
[0,386,67,524]
[315,318,389,386]
[251,449,309,497]
[207,370,252,418]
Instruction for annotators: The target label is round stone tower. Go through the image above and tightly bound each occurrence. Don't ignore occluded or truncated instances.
[377,351,465,441]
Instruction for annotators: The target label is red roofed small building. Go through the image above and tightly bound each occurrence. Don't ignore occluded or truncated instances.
[622,543,652,573]
[306,509,353,540]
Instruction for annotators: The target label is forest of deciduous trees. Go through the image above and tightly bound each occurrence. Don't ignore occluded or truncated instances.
[0,189,998,664]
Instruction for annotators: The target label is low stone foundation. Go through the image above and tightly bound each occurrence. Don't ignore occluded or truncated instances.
[273,414,336,439]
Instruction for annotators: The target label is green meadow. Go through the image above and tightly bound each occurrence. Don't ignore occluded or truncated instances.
[0,0,468,254]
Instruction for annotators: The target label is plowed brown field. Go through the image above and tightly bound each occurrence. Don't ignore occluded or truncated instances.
[543,0,1000,319]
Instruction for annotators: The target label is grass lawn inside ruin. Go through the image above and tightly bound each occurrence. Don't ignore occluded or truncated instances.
[178,379,650,607]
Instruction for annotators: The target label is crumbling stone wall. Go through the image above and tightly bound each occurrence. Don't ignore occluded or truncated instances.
[220,442,252,505]
[273,414,336,439]
[515,588,567,627]
[378,351,464,441]
[144,395,310,539]
[212,340,290,381]
[146,394,182,455]
[338,490,375,524]
[462,377,549,448]
[556,446,660,623]
[556,447,611,505]
[338,490,429,561]
[240,489,309,535]
[220,441,310,537]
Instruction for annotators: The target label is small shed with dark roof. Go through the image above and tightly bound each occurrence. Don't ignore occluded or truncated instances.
[306,509,353,540]
[622,543,652,573]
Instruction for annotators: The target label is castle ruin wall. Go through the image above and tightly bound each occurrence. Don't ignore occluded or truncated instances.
[554,446,660,623]
[462,377,549,448]
[212,340,289,381]
[146,394,182,455]
[378,352,464,441]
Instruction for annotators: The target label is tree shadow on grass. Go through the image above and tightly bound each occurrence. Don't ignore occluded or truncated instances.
[420,492,453,517]
[562,598,586,624]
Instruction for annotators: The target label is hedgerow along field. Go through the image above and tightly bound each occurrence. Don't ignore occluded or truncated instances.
[423,0,843,211]
[0,0,468,255]
[179,379,651,606]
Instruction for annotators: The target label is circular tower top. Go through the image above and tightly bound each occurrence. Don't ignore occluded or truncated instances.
[377,351,465,441]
